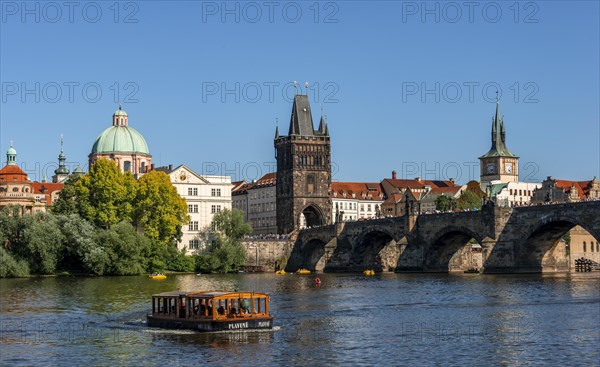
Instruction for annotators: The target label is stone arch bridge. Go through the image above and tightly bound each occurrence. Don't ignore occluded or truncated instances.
[285,201,600,273]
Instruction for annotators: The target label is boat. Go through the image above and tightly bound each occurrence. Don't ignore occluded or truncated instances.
[147,290,273,332]
[275,270,286,275]
[363,270,375,276]
[149,274,167,280]
[296,268,311,274]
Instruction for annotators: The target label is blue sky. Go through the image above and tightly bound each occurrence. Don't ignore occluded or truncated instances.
[1,1,598,184]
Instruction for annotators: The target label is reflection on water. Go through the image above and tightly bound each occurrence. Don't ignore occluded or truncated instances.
[1,273,599,366]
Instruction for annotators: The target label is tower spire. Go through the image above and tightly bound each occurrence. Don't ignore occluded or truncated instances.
[54,134,70,181]
[480,99,516,159]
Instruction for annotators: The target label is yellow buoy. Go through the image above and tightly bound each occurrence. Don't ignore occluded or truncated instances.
[296,268,311,274]
[275,270,286,275]
[363,270,375,276]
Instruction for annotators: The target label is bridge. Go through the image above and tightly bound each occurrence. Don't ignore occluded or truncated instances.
[285,201,600,273]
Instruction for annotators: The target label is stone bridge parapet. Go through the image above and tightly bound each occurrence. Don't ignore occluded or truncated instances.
[285,201,600,273]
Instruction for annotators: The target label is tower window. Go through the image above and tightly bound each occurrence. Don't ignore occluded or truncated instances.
[583,241,586,252]
[306,175,315,194]
[124,161,131,172]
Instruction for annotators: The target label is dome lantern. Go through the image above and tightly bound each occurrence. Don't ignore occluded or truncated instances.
[6,142,17,166]
[113,105,129,127]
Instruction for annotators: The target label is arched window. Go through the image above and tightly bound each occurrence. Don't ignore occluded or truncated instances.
[583,241,587,252]
[596,242,599,252]
[124,161,131,172]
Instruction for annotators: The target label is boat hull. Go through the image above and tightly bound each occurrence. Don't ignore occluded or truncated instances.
[147,315,273,332]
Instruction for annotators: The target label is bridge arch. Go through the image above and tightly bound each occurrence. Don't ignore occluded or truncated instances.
[299,203,326,229]
[424,226,485,272]
[350,228,401,272]
[300,238,329,271]
[516,214,600,272]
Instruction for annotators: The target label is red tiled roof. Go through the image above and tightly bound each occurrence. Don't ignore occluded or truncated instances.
[0,165,29,183]
[383,179,456,191]
[31,182,64,206]
[331,182,385,200]
[429,186,463,195]
[384,193,403,204]
[254,172,276,187]
[554,180,591,200]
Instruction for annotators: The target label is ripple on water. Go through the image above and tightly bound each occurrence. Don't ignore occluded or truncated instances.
[1,273,599,366]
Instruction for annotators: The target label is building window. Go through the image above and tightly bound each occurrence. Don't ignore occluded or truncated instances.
[367,204,372,212]
[188,187,198,196]
[140,161,146,173]
[211,188,221,197]
[124,161,131,172]
[188,204,198,213]
[306,175,315,194]
[583,241,587,252]
[360,204,364,212]
[189,239,200,250]
[188,221,198,231]
[596,242,599,252]
[211,205,221,214]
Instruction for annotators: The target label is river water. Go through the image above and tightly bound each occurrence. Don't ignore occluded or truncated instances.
[1,273,599,366]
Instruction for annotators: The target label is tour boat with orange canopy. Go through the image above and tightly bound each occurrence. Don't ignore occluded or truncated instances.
[146,290,273,332]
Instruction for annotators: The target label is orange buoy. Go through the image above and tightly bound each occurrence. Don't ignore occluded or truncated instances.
[314,277,321,285]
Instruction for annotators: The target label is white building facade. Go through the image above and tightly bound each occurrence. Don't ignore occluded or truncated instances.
[232,173,277,235]
[165,165,232,254]
[485,181,541,207]
[331,182,385,223]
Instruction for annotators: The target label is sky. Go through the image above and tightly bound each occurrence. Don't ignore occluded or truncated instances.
[1,1,599,184]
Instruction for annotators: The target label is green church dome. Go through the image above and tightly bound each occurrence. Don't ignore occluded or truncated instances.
[7,145,17,155]
[90,126,150,155]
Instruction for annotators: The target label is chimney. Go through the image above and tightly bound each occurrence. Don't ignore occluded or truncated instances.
[415,176,421,181]
[169,164,173,171]
[392,170,397,179]
[449,178,454,185]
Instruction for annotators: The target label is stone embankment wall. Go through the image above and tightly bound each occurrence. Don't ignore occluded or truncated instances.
[241,240,294,272]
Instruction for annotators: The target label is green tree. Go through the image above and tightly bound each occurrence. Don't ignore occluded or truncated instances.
[435,195,456,211]
[55,214,100,273]
[0,247,29,277]
[98,222,150,275]
[16,213,64,274]
[133,171,188,244]
[195,209,251,273]
[51,175,81,215]
[457,190,483,211]
[53,159,137,228]
[212,209,252,242]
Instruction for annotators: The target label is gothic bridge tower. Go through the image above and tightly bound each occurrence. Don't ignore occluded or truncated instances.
[275,89,332,234]
[479,99,519,184]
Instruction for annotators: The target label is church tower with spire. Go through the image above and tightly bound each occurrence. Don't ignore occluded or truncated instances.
[274,84,332,234]
[479,99,519,184]
[52,135,70,183]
